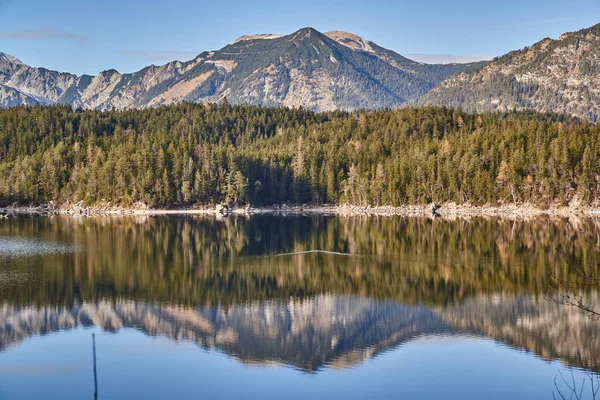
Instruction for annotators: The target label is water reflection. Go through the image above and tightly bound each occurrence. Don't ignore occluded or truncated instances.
[0,296,444,371]
[1,293,598,373]
[0,237,78,256]
[0,215,599,376]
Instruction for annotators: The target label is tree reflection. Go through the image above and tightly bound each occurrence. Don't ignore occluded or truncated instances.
[2,215,600,308]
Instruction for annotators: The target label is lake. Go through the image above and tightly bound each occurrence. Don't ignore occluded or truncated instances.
[0,215,599,400]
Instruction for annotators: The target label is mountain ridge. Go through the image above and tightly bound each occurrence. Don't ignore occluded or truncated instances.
[0,27,484,112]
[417,22,600,121]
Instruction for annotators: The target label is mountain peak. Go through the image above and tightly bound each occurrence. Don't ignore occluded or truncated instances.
[0,52,24,66]
[324,30,374,53]
[232,33,284,44]
[287,27,325,42]
[296,27,320,34]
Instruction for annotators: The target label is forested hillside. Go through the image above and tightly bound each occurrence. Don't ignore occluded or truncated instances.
[418,23,600,122]
[0,103,597,208]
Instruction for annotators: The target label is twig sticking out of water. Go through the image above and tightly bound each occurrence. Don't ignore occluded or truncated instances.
[547,248,600,320]
[92,333,98,400]
[269,250,360,257]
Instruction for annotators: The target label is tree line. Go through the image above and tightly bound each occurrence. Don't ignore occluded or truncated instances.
[0,102,597,208]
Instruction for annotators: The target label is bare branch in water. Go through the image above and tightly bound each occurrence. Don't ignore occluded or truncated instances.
[553,370,600,400]
[547,242,600,320]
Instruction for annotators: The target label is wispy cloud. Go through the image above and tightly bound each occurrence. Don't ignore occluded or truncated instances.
[119,50,198,63]
[0,27,88,42]
[404,53,494,64]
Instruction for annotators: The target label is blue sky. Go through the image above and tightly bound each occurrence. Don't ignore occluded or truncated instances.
[0,0,599,75]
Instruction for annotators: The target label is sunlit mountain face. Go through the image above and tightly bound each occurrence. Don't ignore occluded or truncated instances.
[418,23,600,122]
[0,28,484,112]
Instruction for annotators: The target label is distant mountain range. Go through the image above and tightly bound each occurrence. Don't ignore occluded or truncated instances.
[1,24,600,119]
[418,23,600,121]
[0,27,483,112]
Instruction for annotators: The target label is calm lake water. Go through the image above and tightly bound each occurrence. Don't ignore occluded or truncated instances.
[0,215,599,399]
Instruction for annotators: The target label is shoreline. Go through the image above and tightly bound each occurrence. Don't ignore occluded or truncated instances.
[3,203,600,219]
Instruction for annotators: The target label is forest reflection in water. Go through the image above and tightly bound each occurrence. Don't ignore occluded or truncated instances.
[0,214,599,380]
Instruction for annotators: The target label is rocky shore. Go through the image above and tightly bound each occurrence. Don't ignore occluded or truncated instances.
[2,201,600,219]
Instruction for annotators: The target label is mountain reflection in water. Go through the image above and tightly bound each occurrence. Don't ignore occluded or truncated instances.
[1,293,598,373]
[0,215,599,374]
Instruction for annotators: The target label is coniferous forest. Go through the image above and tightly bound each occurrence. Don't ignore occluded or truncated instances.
[0,102,598,208]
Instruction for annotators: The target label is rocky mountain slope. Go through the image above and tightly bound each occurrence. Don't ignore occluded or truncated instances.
[418,23,600,121]
[0,28,483,112]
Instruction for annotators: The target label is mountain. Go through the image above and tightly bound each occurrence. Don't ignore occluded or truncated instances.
[0,84,38,107]
[417,23,600,121]
[0,27,483,112]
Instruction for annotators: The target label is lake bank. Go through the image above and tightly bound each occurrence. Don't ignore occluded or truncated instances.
[3,202,600,219]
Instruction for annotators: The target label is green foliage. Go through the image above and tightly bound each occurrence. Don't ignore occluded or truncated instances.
[0,103,598,208]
